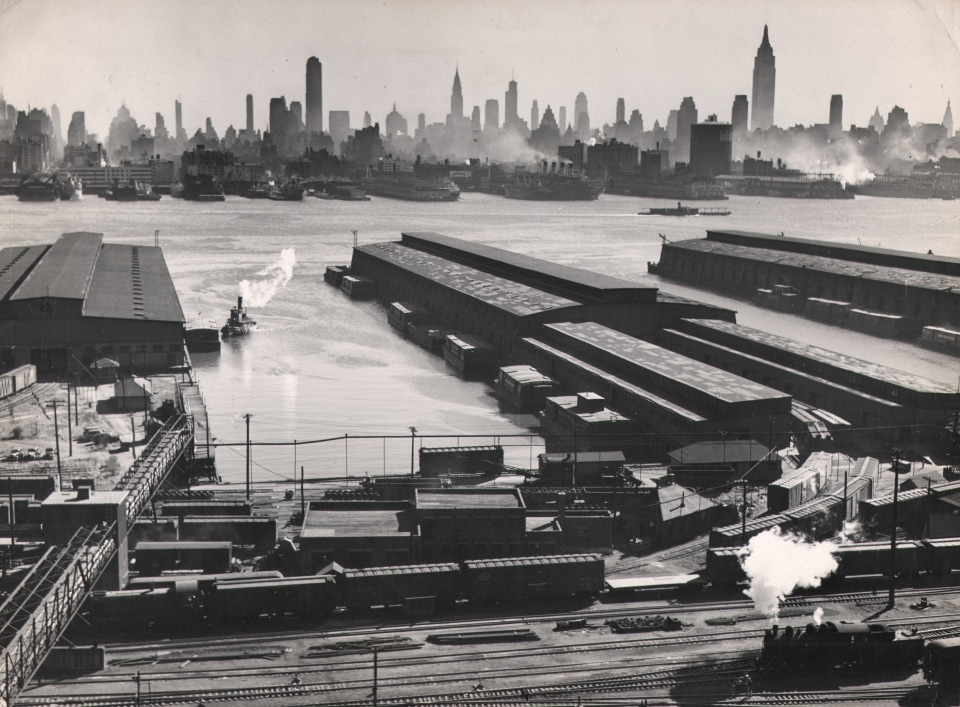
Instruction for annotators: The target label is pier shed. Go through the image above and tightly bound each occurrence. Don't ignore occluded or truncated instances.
[414,488,526,563]
[299,501,415,572]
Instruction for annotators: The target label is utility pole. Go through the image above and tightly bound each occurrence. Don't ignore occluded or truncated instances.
[66,385,73,457]
[244,414,252,500]
[888,448,902,608]
[409,427,416,477]
[740,480,748,545]
[372,647,379,706]
[129,414,137,459]
[47,401,64,491]
[301,465,305,520]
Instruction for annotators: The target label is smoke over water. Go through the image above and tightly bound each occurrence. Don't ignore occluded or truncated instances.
[239,248,296,307]
[738,528,838,619]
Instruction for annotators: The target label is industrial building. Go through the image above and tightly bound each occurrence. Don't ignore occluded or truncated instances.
[0,232,186,379]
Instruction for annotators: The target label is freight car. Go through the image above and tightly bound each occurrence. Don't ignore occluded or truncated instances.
[761,622,924,672]
[126,571,283,590]
[923,636,960,693]
[210,575,338,621]
[767,452,832,513]
[87,585,201,627]
[461,554,604,604]
[337,563,460,611]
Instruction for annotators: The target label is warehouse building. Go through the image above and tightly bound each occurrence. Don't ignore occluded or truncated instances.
[0,232,185,379]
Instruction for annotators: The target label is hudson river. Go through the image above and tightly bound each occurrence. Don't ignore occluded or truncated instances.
[2,192,958,484]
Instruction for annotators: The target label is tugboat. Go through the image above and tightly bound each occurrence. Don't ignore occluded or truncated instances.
[221,296,256,338]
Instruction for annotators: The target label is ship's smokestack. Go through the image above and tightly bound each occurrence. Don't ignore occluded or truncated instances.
[237,296,243,310]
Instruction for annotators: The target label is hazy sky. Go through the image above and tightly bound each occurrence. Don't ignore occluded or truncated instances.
[1,0,958,141]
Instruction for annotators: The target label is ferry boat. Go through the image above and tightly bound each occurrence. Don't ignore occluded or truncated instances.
[362,160,460,201]
[16,173,59,201]
[56,173,83,200]
[181,174,226,202]
[221,296,256,338]
[503,164,603,201]
[638,202,731,216]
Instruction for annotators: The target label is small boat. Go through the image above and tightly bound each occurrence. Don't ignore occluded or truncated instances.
[184,327,221,353]
[639,202,730,216]
[605,615,683,633]
[16,173,59,201]
[221,296,256,338]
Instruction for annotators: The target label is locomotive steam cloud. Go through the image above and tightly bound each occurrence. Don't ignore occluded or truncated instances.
[738,528,839,619]
[239,248,297,307]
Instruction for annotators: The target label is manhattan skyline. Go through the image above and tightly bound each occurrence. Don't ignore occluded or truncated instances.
[1,0,958,143]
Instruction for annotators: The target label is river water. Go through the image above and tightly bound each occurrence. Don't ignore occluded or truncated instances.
[2,192,958,484]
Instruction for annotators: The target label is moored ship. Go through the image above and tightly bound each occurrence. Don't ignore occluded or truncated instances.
[362,160,459,201]
[181,174,226,201]
[221,296,256,338]
[16,173,59,201]
[56,173,83,201]
[503,164,604,201]
[185,327,221,353]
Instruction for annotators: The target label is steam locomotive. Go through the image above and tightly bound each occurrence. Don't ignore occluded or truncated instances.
[761,621,925,672]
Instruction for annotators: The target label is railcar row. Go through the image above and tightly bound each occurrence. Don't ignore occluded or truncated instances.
[707,538,960,587]
[761,621,924,672]
[86,553,605,627]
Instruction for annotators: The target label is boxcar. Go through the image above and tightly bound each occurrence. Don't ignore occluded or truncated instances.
[324,265,350,286]
[924,538,960,576]
[340,275,376,300]
[461,554,604,603]
[126,571,283,590]
[134,541,233,575]
[924,636,960,689]
[337,563,461,610]
[442,334,500,381]
[210,576,338,621]
[87,587,199,625]
[767,466,824,513]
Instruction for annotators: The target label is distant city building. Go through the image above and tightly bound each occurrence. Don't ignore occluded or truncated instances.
[869,106,885,134]
[531,100,539,132]
[246,94,254,133]
[471,105,481,132]
[884,105,910,142]
[67,111,86,147]
[450,68,464,122]
[616,98,625,124]
[363,111,372,128]
[574,92,589,141]
[175,100,185,142]
[675,96,698,164]
[829,94,843,138]
[943,100,954,139]
[504,78,519,132]
[689,117,732,176]
[751,25,776,130]
[290,101,303,132]
[341,123,383,165]
[587,138,638,176]
[731,95,748,137]
[558,106,567,131]
[385,104,407,137]
[666,109,678,141]
[306,56,323,133]
[50,104,62,161]
[328,110,350,155]
[484,99,499,132]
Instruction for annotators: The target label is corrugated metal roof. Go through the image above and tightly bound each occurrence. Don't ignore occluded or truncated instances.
[463,553,602,569]
[416,490,520,509]
[342,563,459,577]
[11,232,101,301]
[0,245,47,302]
[84,243,184,322]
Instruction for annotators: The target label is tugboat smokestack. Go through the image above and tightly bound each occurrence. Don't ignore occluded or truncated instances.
[238,296,243,309]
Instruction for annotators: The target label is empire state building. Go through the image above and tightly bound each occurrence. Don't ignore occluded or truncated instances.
[751,25,776,131]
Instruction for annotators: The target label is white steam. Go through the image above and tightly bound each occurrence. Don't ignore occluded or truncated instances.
[738,528,838,619]
[813,607,825,625]
[239,249,296,307]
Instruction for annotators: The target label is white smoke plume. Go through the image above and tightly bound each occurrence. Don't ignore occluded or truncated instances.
[839,520,864,544]
[812,607,825,625]
[738,528,838,619]
[239,248,296,307]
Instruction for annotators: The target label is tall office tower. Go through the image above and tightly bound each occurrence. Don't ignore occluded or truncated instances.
[385,104,407,136]
[270,97,288,136]
[504,78,518,130]
[175,100,185,141]
[676,96,698,163]
[363,111,372,128]
[450,68,464,121]
[943,100,954,139]
[205,117,218,141]
[50,104,62,159]
[484,99,499,132]
[418,113,426,135]
[731,95,749,136]
[306,56,323,133]
[751,25,776,130]
[574,92,589,140]
[290,101,304,131]
[67,111,86,146]
[616,98,625,124]
[531,100,539,129]
[328,110,350,155]
[829,95,843,138]
[689,118,732,176]
[155,112,168,141]
[559,106,566,131]
[869,107,884,134]
[246,94,254,133]
[471,106,481,131]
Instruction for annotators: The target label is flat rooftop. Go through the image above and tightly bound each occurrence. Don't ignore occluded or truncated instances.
[667,237,960,293]
[401,232,658,304]
[357,241,580,317]
[682,318,957,394]
[11,232,101,302]
[544,321,788,405]
[415,489,521,510]
[301,508,409,538]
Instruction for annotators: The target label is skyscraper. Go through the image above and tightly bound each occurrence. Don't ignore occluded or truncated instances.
[676,96,698,163]
[328,110,350,155]
[290,101,304,132]
[246,94,254,133]
[450,68,464,121]
[690,117,732,177]
[558,106,566,131]
[751,25,776,130]
[731,95,749,137]
[531,100,539,130]
[50,104,62,160]
[175,99,184,141]
[484,99,499,132]
[67,111,86,146]
[616,98,625,124]
[504,78,518,131]
[574,92,589,141]
[306,57,323,133]
[471,106,481,131]
[943,100,954,139]
[829,95,843,138]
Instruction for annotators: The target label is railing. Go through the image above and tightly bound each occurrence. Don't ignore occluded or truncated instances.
[0,523,116,706]
[113,414,192,525]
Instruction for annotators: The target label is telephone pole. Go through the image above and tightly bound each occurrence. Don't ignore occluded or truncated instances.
[46,400,65,491]
[244,414,253,500]
[409,427,417,477]
[888,448,902,607]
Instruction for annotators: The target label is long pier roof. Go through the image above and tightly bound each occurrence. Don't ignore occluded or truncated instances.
[0,245,48,302]
[545,321,789,406]
[357,241,580,317]
[682,318,957,394]
[401,232,658,304]
[666,237,960,293]
[10,232,101,302]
